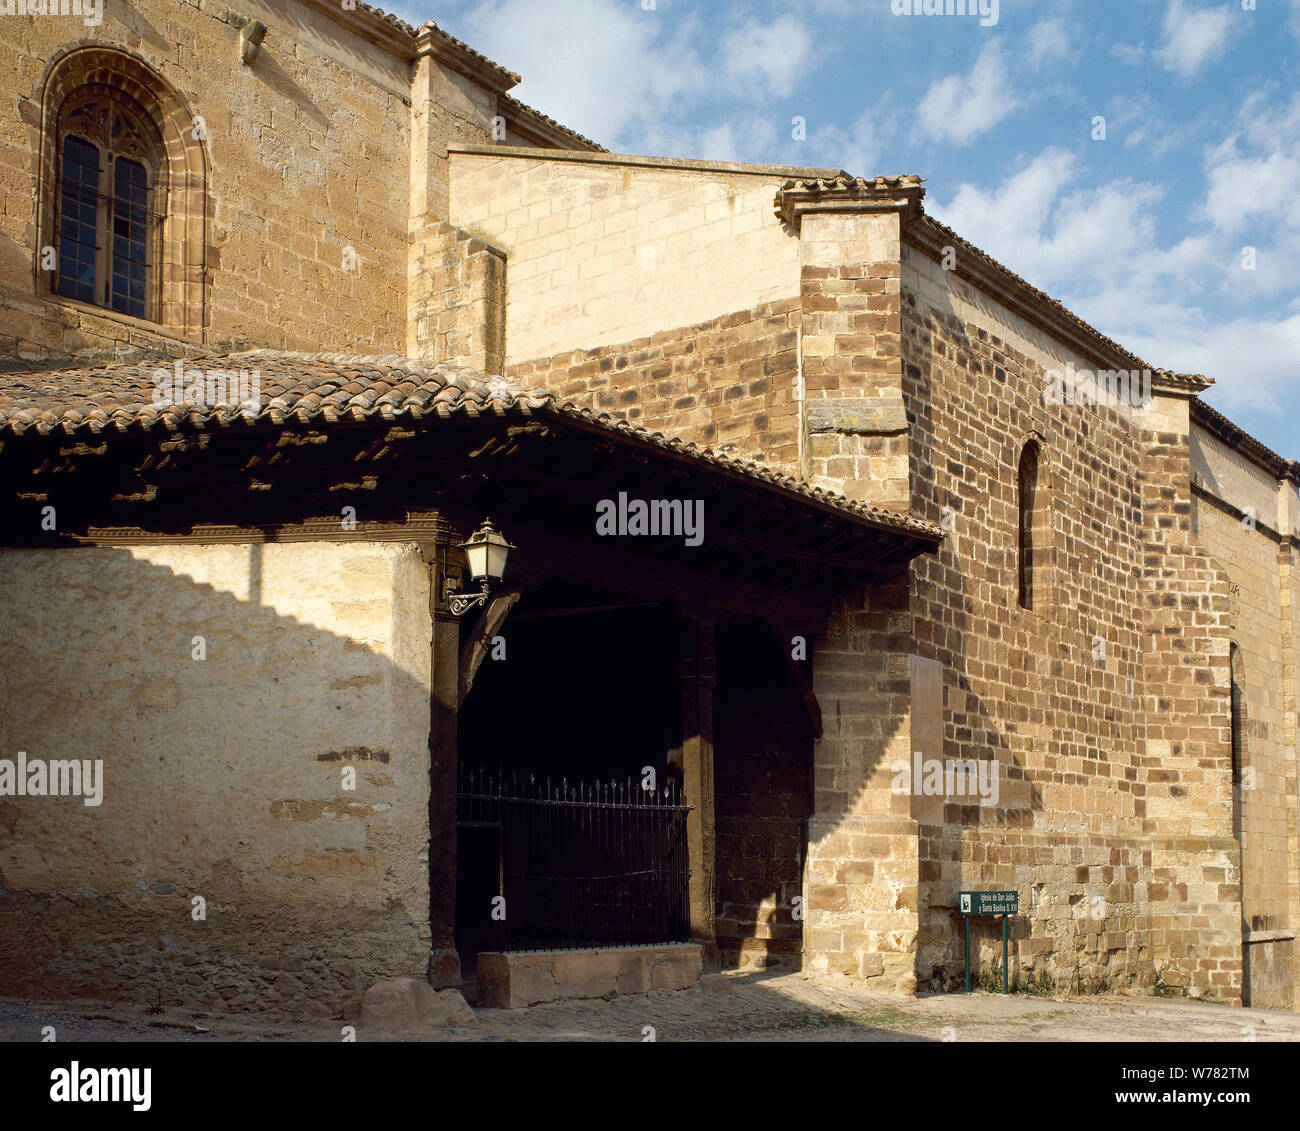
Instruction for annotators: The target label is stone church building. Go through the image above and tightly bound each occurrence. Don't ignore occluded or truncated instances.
[0,1,1296,1014]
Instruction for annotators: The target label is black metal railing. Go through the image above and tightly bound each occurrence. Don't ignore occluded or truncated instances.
[456,765,692,954]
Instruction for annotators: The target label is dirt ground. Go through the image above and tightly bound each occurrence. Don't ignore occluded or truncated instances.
[2,970,1298,1042]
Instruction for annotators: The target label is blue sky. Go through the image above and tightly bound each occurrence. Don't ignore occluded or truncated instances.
[384,0,1299,459]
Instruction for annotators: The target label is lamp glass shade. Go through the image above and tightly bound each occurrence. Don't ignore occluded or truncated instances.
[462,520,512,581]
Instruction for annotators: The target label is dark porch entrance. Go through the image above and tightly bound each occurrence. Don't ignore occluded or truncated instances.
[453,576,821,984]
[454,581,691,968]
[419,402,942,995]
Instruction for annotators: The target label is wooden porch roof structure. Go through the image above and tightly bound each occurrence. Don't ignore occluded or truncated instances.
[0,351,942,626]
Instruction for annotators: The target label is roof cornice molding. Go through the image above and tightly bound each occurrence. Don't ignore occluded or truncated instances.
[1151,372,1214,397]
[495,95,606,152]
[1192,397,1300,483]
[776,175,926,228]
[413,20,519,93]
[294,4,523,94]
[298,0,416,56]
[450,144,842,179]
[906,215,1164,379]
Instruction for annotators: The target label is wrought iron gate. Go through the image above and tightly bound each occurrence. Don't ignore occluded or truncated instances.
[456,765,692,953]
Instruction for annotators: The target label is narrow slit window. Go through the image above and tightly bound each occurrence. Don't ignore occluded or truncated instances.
[1017,442,1039,609]
[1230,644,1244,842]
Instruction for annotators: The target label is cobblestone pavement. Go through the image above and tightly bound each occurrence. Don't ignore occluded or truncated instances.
[2,971,1299,1042]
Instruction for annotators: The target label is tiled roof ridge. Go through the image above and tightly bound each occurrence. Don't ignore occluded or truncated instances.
[0,351,942,539]
[914,214,1224,396]
[546,399,943,538]
[343,1,418,38]
[0,351,552,434]
[780,173,925,193]
[413,18,520,88]
[497,93,607,152]
[319,9,602,150]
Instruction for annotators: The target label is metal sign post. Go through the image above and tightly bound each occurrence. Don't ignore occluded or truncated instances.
[959,890,1018,994]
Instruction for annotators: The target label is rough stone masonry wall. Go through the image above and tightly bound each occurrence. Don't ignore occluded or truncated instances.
[0,541,433,1015]
[414,222,506,376]
[507,301,802,468]
[406,51,520,366]
[901,243,1203,998]
[1190,425,1299,1009]
[0,0,411,366]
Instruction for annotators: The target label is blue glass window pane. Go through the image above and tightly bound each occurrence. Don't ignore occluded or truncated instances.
[56,134,100,304]
[110,155,148,318]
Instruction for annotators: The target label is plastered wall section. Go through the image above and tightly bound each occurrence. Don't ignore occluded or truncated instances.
[0,540,433,1013]
[448,152,802,364]
[0,0,412,364]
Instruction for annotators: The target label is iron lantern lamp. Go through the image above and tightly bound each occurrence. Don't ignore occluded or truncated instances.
[446,519,514,616]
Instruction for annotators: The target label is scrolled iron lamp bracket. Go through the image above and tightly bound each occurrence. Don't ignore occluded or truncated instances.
[444,518,514,617]
[446,579,492,617]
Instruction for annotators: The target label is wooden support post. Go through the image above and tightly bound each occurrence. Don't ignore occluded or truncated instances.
[679,617,718,970]
[427,541,462,988]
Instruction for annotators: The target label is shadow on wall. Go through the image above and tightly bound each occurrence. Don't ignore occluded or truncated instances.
[713,618,812,973]
[0,540,435,1017]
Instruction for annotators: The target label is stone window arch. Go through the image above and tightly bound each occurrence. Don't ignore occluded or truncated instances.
[36,47,209,340]
[1016,437,1044,610]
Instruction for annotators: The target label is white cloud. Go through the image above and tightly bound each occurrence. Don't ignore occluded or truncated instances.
[1198,92,1300,234]
[1153,0,1235,78]
[433,1,818,155]
[1109,41,1145,66]
[720,15,813,99]
[803,106,894,177]
[917,42,1020,146]
[929,142,1300,437]
[437,0,711,150]
[637,114,781,165]
[1124,308,1300,417]
[1025,18,1072,67]
[931,148,1079,279]
[1201,149,1300,235]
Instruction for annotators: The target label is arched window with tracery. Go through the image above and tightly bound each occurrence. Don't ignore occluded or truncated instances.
[54,87,164,320]
[36,47,209,340]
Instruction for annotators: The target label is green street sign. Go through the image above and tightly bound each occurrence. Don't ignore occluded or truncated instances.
[959,891,1019,994]
[960,890,1018,915]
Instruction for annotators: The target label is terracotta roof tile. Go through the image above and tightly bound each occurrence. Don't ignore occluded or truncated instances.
[497,93,607,152]
[0,350,941,540]
[355,1,417,36]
